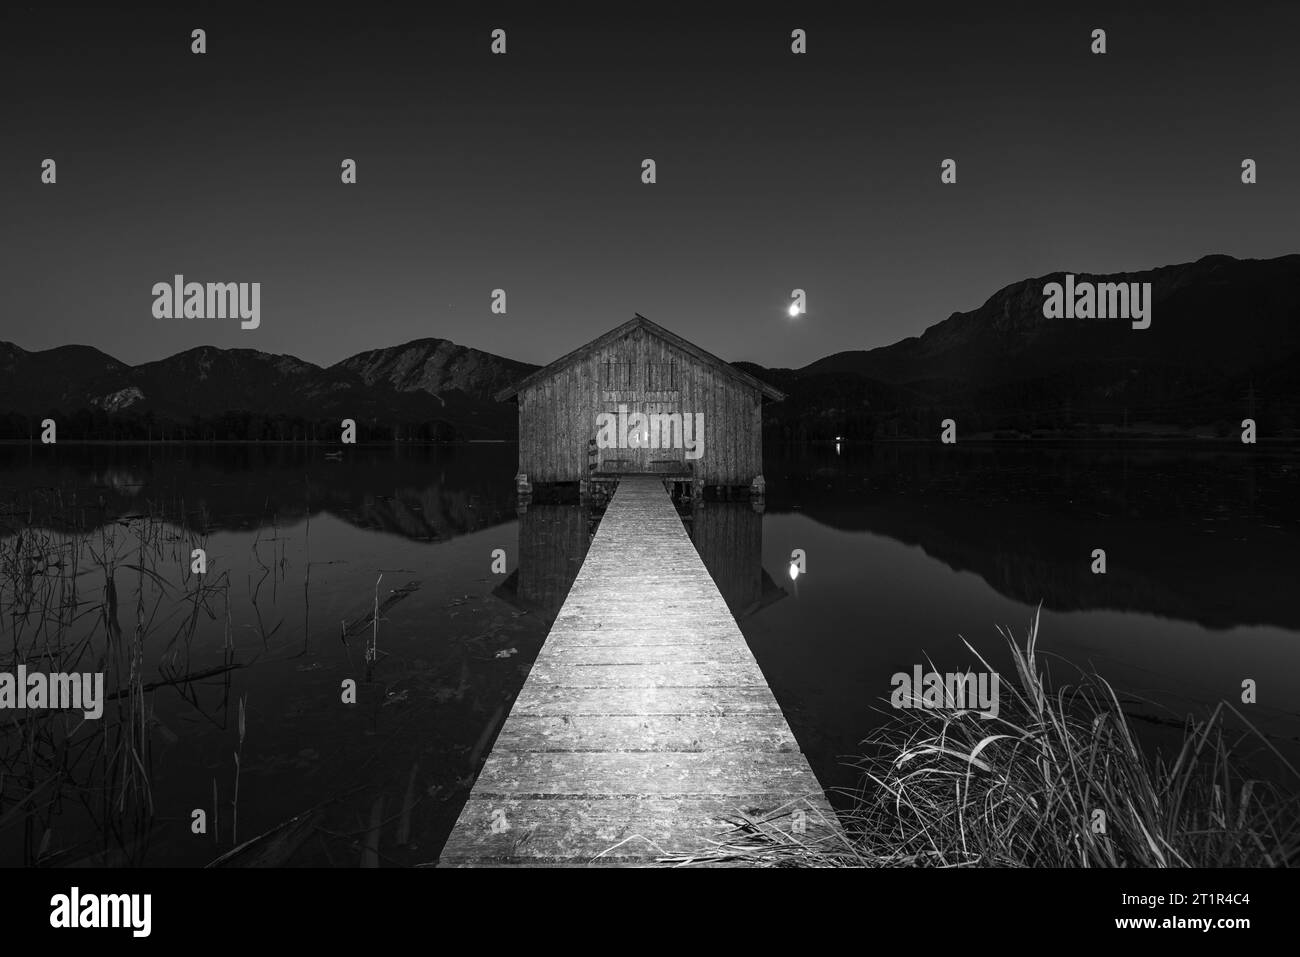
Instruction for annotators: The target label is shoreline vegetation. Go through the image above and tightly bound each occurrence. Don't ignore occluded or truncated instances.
[4,471,1297,868]
[668,612,1300,868]
[0,486,229,866]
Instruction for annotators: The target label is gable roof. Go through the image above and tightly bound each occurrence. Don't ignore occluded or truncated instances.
[494,314,785,402]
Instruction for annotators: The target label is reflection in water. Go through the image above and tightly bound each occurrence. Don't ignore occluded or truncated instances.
[745,444,1300,805]
[13,441,1289,634]
[0,442,521,541]
[0,444,545,868]
[496,498,790,627]
[683,503,787,621]
[0,442,1296,864]
[765,443,1300,631]
[494,505,594,617]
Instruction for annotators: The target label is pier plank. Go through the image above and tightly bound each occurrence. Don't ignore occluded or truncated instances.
[440,476,839,866]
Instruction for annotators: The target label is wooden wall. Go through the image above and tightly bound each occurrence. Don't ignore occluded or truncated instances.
[517,326,764,485]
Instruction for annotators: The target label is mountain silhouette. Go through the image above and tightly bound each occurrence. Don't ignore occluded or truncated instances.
[0,339,530,441]
[332,337,537,403]
[1,254,1296,441]
[751,253,1300,440]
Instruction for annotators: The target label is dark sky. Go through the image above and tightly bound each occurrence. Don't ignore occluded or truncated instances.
[1,1,1296,370]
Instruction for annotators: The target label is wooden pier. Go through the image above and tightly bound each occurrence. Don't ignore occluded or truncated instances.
[439,475,840,866]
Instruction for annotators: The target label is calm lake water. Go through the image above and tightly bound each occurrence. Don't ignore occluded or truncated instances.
[1,442,1297,866]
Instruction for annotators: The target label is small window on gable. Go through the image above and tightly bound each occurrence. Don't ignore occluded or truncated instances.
[646,362,676,390]
[604,361,633,389]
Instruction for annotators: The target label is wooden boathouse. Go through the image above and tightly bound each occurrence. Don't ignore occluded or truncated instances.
[495,314,784,498]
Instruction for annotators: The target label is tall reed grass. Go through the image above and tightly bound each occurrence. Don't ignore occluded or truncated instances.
[672,611,1300,868]
[0,485,235,864]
